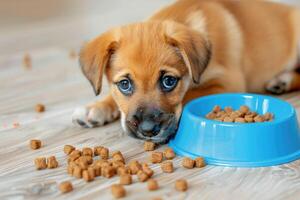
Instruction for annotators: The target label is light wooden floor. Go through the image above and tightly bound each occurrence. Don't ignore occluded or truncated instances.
[1,1,300,200]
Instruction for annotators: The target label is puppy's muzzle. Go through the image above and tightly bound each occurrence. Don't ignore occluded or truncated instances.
[126,106,177,141]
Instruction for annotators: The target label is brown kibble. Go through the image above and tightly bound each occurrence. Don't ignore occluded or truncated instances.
[240,105,249,114]
[47,156,58,169]
[254,115,265,122]
[73,166,82,178]
[244,115,254,123]
[205,112,216,119]
[212,105,221,113]
[224,106,233,113]
[164,148,176,160]
[35,104,45,113]
[112,151,125,163]
[111,184,126,198]
[23,53,32,69]
[175,179,188,192]
[92,165,101,177]
[137,170,149,182]
[144,141,156,151]
[100,147,109,160]
[264,112,274,121]
[234,117,246,123]
[30,139,42,150]
[67,165,74,175]
[83,169,95,182]
[77,160,88,170]
[119,174,132,185]
[59,181,73,193]
[68,153,81,163]
[69,49,77,59]
[34,157,47,170]
[161,161,174,173]
[223,116,234,122]
[112,161,125,169]
[142,164,154,177]
[147,179,159,191]
[64,145,75,155]
[229,112,240,120]
[117,166,131,176]
[70,150,81,157]
[195,157,206,168]
[82,147,93,157]
[102,166,116,178]
[151,152,163,163]
[182,157,195,169]
[93,146,103,156]
[128,160,142,174]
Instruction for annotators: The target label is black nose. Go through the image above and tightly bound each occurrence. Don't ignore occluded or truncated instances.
[139,120,161,136]
[132,106,163,137]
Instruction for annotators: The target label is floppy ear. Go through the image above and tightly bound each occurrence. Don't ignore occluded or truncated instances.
[163,21,211,84]
[79,31,119,95]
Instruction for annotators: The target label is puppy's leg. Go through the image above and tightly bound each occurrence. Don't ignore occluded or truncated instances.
[72,94,119,128]
[265,70,300,94]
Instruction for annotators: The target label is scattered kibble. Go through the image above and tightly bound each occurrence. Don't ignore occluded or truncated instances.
[137,170,149,182]
[147,179,159,191]
[35,104,45,113]
[82,147,93,157]
[100,147,109,160]
[64,145,75,155]
[182,157,195,169]
[30,139,42,150]
[59,181,73,193]
[111,184,126,198]
[161,161,174,173]
[151,152,163,163]
[128,160,142,175]
[34,157,47,170]
[195,157,206,168]
[119,174,132,185]
[23,53,32,69]
[144,141,156,151]
[47,156,59,169]
[164,148,176,160]
[175,179,188,192]
[102,166,116,178]
[82,169,94,182]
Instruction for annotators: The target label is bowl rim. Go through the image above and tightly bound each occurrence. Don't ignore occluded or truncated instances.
[185,93,296,127]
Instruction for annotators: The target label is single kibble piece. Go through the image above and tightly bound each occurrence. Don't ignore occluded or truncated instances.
[240,105,249,114]
[112,161,125,169]
[224,106,233,113]
[161,161,174,173]
[78,160,88,170]
[175,179,188,192]
[92,165,101,177]
[223,116,234,122]
[68,153,81,163]
[244,115,254,123]
[119,174,132,185]
[254,115,265,122]
[264,112,274,121]
[111,184,126,198]
[234,117,246,123]
[82,169,95,182]
[30,139,42,150]
[112,151,125,163]
[67,165,74,175]
[82,147,93,157]
[137,170,149,182]
[151,152,163,163]
[64,145,75,155]
[195,157,206,168]
[35,104,45,113]
[34,157,47,170]
[144,141,156,151]
[147,179,159,191]
[182,157,195,169]
[164,148,176,160]
[100,147,109,160]
[205,112,216,119]
[128,160,142,174]
[212,105,221,113]
[93,146,103,156]
[47,156,59,169]
[102,166,116,178]
[59,181,73,193]
[70,150,81,157]
[73,166,82,178]
[117,166,131,176]
[142,164,154,178]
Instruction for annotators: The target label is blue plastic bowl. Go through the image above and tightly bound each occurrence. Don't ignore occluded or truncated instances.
[169,93,300,167]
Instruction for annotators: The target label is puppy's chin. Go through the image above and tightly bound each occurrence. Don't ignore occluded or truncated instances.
[120,112,178,144]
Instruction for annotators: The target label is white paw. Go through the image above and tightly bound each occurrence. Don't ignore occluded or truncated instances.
[72,106,119,128]
[265,72,292,94]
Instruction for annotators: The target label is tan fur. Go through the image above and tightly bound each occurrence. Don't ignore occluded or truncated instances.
[74,0,300,139]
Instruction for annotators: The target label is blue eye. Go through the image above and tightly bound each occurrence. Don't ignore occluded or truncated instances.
[117,78,133,95]
[161,75,178,92]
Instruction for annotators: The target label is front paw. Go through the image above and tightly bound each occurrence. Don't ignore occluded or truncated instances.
[72,106,119,128]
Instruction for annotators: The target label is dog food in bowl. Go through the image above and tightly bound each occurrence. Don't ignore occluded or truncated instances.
[206,105,274,123]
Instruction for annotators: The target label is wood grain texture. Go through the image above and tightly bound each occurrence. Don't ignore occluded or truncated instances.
[0,1,300,199]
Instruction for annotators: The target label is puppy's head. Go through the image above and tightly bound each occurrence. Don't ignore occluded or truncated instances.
[80,21,211,143]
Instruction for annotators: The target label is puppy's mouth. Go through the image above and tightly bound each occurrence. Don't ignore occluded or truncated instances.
[124,114,178,144]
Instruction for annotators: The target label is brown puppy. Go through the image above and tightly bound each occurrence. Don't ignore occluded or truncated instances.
[72,0,300,143]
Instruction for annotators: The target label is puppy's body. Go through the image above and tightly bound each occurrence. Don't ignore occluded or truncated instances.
[73,0,300,143]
